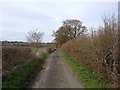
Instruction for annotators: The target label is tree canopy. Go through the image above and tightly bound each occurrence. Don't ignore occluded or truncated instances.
[53,19,87,45]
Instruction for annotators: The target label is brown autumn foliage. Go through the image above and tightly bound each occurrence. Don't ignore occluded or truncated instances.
[53,19,86,45]
[62,16,120,88]
[2,46,36,77]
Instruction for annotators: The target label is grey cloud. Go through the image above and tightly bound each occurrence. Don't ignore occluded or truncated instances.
[1,2,118,42]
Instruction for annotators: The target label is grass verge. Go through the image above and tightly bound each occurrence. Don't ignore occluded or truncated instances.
[62,51,111,88]
[2,54,47,89]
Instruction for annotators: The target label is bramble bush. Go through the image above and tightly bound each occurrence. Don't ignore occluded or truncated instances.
[62,16,119,88]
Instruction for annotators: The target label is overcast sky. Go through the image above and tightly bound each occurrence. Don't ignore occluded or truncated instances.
[0,0,118,42]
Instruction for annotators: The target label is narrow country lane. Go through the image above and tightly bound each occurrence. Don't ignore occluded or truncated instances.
[28,49,83,88]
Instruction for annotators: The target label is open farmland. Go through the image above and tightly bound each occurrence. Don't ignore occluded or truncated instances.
[2,43,55,88]
[2,46,36,78]
[1,1,119,89]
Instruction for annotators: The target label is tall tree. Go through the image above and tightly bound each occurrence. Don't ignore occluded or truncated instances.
[26,29,44,52]
[53,19,86,45]
[26,29,44,43]
[53,26,71,45]
[63,19,86,39]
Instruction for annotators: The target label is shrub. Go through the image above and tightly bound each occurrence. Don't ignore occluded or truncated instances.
[2,46,36,77]
[62,16,119,87]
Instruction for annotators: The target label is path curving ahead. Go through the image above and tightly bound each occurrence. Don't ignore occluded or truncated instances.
[28,49,83,88]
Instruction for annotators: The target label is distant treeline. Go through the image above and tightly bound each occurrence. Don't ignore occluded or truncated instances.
[2,41,54,47]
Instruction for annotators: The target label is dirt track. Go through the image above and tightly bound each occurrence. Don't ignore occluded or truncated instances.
[28,49,83,88]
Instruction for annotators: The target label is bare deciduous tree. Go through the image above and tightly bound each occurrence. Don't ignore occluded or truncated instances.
[26,29,44,43]
[26,29,44,53]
